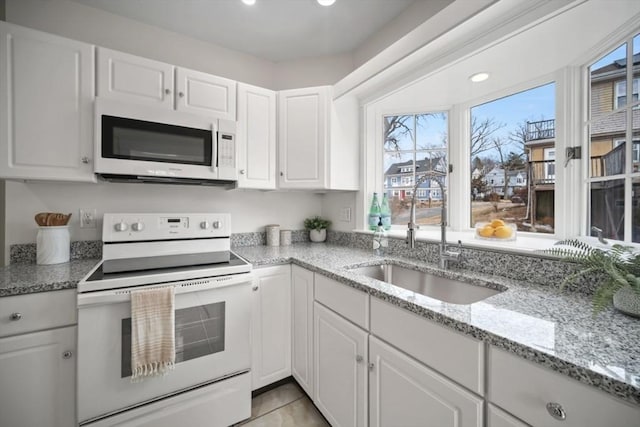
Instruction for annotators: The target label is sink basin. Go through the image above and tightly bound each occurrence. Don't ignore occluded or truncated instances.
[348,264,501,304]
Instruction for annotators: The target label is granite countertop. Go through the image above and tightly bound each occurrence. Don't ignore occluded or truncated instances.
[0,259,99,297]
[233,243,640,407]
[3,243,639,407]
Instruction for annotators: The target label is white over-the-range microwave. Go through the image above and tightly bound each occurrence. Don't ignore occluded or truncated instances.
[94,98,238,186]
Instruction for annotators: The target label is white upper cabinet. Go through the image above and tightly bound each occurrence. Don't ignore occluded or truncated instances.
[97,47,174,108]
[278,86,359,190]
[237,83,276,189]
[97,47,236,121]
[176,67,236,121]
[0,22,95,182]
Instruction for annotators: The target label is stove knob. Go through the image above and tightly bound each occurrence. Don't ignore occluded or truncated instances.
[212,221,221,229]
[114,221,128,232]
[131,222,144,232]
[200,221,210,230]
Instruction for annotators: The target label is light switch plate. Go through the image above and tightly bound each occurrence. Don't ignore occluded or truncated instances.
[339,207,351,222]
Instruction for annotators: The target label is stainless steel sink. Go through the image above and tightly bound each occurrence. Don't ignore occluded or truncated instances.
[349,264,501,304]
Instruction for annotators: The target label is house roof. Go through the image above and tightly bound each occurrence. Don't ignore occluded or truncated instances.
[384,156,446,176]
[590,52,640,81]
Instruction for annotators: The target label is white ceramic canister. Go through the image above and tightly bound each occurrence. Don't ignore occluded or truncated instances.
[280,229,292,246]
[37,226,70,265]
[265,224,280,246]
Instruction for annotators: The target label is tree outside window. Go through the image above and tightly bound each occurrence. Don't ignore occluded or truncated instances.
[383,113,448,227]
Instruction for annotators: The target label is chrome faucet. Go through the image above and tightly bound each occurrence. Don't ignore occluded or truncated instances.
[406,171,462,269]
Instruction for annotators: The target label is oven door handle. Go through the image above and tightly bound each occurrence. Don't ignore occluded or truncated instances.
[77,272,253,308]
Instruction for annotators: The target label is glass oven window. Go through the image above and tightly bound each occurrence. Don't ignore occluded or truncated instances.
[102,115,212,166]
[121,302,225,378]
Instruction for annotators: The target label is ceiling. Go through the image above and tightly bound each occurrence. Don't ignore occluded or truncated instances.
[69,0,420,62]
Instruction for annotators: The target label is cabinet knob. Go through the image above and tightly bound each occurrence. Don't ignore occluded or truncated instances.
[81,156,90,164]
[546,402,566,421]
[62,351,73,359]
[280,172,284,177]
[252,285,259,291]
[355,355,363,363]
[178,92,184,98]
[239,169,245,175]
[165,88,171,95]
[10,312,22,321]
[368,362,375,371]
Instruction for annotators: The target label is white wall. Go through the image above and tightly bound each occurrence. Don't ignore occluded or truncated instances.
[321,192,357,232]
[273,53,355,90]
[6,181,323,247]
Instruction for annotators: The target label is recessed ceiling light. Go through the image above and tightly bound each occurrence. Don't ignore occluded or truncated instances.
[469,72,490,83]
[317,0,336,6]
[242,0,256,5]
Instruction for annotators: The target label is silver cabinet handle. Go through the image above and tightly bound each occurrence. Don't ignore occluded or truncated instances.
[355,355,363,363]
[62,351,73,359]
[239,169,245,175]
[368,362,374,370]
[252,286,259,291]
[10,312,22,321]
[81,156,90,164]
[178,92,184,98]
[280,172,284,176]
[546,402,566,421]
[165,88,171,95]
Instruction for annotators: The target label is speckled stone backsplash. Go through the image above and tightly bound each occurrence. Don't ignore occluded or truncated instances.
[10,241,102,264]
[326,230,596,295]
[231,230,310,247]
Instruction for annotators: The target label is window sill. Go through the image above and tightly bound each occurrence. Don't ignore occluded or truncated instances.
[355,228,560,255]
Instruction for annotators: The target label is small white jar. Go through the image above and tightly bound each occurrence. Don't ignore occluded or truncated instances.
[265,224,280,246]
[37,226,70,265]
[280,229,292,246]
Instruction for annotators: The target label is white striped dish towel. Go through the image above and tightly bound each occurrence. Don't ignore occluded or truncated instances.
[130,286,176,381]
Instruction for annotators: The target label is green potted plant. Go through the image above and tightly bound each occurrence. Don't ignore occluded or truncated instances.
[304,216,331,243]
[544,239,640,317]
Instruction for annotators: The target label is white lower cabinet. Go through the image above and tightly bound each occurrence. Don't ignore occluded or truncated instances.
[314,302,368,427]
[488,346,640,427]
[369,336,483,427]
[251,265,292,390]
[487,404,531,427]
[291,265,315,397]
[0,325,76,427]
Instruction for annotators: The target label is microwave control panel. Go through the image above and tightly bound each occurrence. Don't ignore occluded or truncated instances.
[102,213,231,242]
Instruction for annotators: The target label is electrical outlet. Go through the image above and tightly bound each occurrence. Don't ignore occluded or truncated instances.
[80,209,97,229]
[339,207,351,222]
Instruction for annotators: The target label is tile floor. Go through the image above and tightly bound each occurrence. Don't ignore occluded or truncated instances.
[238,381,329,427]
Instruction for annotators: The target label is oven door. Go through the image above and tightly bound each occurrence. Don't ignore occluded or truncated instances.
[76,273,252,424]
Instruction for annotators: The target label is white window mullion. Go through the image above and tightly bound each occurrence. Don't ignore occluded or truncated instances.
[624,39,634,242]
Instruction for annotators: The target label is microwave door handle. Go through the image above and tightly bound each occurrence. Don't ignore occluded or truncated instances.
[211,123,218,174]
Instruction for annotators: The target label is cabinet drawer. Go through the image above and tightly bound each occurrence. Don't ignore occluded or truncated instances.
[488,346,640,427]
[370,298,484,395]
[0,289,76,337]
[314,274,368,329]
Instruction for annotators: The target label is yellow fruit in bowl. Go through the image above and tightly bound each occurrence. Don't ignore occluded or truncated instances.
[478,225,495,238]
[490,219,506,228]
[493,225,513,239]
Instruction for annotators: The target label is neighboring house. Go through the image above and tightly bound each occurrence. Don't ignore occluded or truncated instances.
[384,157,446,201]
[525,53,640,229]
[482,167,527,197]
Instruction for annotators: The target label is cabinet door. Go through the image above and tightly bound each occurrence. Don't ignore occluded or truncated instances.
[369,336,483,427]
[237,83,276,189]
[488,404,531,427]
[0,22,94,182]
[175,67,236,120]
[291,265,314,396]
[278,87,328,189]
[97,47,174,108]
[314,302,367,427]
[251,265,292,390]
[0,326,76,427]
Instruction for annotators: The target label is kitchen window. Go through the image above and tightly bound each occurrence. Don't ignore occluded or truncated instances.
[588,32,640,242]
[383,113,448,227]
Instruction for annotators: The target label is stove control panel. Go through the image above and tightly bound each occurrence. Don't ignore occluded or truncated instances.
[103,213,231,242]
